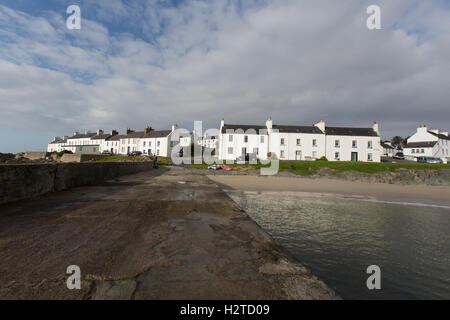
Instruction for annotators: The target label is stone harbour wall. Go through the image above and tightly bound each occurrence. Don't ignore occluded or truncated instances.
[0,162,155,205]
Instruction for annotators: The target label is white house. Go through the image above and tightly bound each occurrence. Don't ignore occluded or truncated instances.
[381,141,395,157]
[219,120,269,162]
[138,126,174,157]
[59,131,101,155]
[47,136,68,152]
[218,117,381,162]
[324,122,381,162]
[91,130,118,153]
[403,125,449,162]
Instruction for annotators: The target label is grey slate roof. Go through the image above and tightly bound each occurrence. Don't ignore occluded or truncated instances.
[91,133,112,140]
[405,141,437,148]
[428,131,450,140]
[221,124,267,134]
[49,138,67,144]
[107,134,126,141]
[143,130,172,138]
[273,125,323,134]
[381,142,395,149]
[325,127,379,137]
[68,132,96,139]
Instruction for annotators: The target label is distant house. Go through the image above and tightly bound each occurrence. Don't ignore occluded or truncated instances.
[381,141,395,157]
[47,136,67,153]
[403,125,449,162]
[61,131,100,155]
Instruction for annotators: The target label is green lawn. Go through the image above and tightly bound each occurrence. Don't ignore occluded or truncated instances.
[187,160,450,176]
[278,161,450,175]
[91,155,450,176]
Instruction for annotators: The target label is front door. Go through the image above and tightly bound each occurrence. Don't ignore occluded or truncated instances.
[351,152,358,162]
[295,150,302,160]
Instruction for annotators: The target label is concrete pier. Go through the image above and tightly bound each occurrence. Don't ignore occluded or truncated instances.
[0,167,338,299]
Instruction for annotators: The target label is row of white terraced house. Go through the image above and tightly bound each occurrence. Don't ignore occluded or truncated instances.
[218,117,382,162]
[47,125,184,157]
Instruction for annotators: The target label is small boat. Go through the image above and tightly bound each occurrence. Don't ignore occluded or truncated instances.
[220,165,233,171]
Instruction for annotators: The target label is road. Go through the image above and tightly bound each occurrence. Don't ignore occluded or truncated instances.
[0,166,337,300]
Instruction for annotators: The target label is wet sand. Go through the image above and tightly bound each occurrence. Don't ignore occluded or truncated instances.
[208,175,450,208]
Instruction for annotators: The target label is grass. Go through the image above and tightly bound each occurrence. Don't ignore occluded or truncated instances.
[90,155,450,176]
[278,161,450,176]
[187,160,450,176]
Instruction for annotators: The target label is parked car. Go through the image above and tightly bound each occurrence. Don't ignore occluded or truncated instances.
[208,164,221,170]
[101,150,112,155]
[393,152,405,160]
[417,156,443,164]
[128,151,142,156]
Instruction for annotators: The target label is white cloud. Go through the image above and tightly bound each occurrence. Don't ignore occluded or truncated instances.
[0,0,449,152]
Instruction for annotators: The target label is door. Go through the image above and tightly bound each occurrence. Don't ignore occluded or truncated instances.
[127,146,130,154]
[295,150,302,160]
[351,152,358,162]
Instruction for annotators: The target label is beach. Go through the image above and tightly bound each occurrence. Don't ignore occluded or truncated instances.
[208,175,450,208]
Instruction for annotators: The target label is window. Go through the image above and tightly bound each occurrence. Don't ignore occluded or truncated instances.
[312,151,317,158]
[412,149,415,154]
[253,148,259,155]
[229,135,233,142]
[335,140,340,148]
[244,135,248,143]
[260,136,264,143]
[421,149,425,153]
[93,148,96,152]
[352,140,357,148]
[157,141,160,147]
[368,153,373,161]
[280,150,285,158]
[335,152,340,160]
[296,139,301,146]
[280,138,285,145]
[416,149,420,153]
[312,139,317,147]
[143,142,146,147]
[157,150,160,156]
[368,141,373,149]
[228,147,233,154]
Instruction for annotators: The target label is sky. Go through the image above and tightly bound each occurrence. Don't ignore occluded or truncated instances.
[0,0,449,153]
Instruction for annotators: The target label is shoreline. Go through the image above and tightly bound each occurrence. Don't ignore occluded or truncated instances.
[208,175,450,208]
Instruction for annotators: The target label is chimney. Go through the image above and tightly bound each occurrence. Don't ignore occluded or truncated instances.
[372,121,379,136]
[63,136,69,140]
[429,128,439,134]
[266,116,273,132]
[220,119,225,129]
[126,128,134,134]
[110,130,118,136]
[171,124,178,132]
[314,120,325,133]
[417,125,427,134]
[74,131,80,136]
[144,126,153,135]
[54,136,61,142]
[97,129,104,135]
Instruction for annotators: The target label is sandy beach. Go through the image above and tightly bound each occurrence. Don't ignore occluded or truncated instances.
[208,175,450,208]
